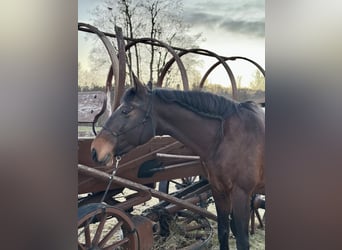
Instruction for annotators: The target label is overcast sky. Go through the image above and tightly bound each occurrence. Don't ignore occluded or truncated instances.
[78,0,265,87]
[183,0,264,37]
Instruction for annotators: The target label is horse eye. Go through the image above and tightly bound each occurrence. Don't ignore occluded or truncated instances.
[121,109,129,115]
[121,106,133,115]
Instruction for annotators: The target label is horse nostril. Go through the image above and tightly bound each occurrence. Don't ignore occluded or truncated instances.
[91,148,98,162]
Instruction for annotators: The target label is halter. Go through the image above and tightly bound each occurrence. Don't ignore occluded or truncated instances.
[102,91,154,144]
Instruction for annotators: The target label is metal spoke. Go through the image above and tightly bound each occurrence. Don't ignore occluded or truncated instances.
[84,223,91,247]
[170,179,184,187]
[92,212,107,244]
[98,220,124,247]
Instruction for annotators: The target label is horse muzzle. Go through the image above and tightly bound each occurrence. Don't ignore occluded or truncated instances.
[90,137,115,167]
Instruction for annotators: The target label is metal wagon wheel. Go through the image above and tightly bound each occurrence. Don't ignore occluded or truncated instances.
[78,203,138,250]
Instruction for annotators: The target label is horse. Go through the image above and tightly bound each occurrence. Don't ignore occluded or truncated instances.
[90,76,265,250]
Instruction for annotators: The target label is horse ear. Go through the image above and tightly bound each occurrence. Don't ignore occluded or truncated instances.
[133,74,145,94]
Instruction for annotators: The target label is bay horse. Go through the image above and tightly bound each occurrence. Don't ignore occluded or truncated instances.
[90,76,264,250]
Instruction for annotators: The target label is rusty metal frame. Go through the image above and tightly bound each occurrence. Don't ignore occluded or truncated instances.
[157,48,238,99]
[199,56,265,89]
[78,23,119,95]
[78,23,265,101]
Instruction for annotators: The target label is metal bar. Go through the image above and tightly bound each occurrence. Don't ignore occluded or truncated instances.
[163,183,212,214]
[155,48,238,99]
[78,25,264,66]
[165,191,212,215]
[180,183,211,200]
[78,23,119,91]
[78,164,217,221]
[114,25,126,110]
[156,179,209,210]
[150,188,216,221]
[114,193,151,211]
[156,153,200,160]
[148,160,200,172]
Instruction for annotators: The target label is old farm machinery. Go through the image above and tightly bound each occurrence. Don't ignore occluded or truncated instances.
[78,23,265,249]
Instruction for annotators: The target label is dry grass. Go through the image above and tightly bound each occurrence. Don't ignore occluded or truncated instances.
[134,191,265,249]
[147,207,265,249]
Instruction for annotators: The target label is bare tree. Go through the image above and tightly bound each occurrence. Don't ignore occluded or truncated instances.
[117,0,141,80]
[139,0,171,81]
[87,0,203,88]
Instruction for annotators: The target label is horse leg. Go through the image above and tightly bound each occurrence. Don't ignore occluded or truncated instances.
[231,186,251,250]
[230,211,237,237]
[212,190,231,250]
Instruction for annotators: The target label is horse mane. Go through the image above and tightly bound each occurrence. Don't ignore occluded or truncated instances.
[239,100,261,113]
[153,88,240,121]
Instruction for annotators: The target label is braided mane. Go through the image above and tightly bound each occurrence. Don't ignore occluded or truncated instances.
[153,88,240,120]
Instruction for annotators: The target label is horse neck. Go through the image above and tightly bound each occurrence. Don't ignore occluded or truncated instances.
[152,97,221,158]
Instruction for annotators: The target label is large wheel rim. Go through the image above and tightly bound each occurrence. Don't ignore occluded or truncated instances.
[78,204,138,250]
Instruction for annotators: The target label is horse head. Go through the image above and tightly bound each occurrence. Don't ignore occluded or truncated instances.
[90,76,155,166]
